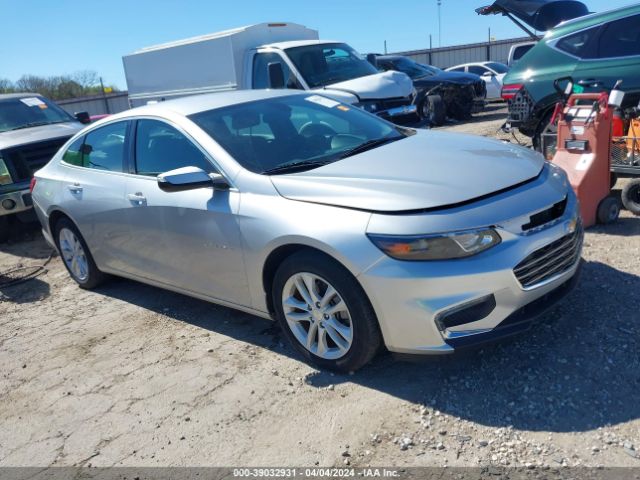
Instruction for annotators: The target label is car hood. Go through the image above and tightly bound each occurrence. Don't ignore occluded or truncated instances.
[476,0,589,31]
[270,131,544,212]
[415,70,481,86]
[324,71,414,100]
[0,122,82,150]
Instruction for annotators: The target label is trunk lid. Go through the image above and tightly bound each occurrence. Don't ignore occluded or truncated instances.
[476,0,589,32]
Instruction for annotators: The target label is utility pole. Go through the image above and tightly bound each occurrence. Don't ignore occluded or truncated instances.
[384,40,387,54]
[437,0,442,47]
[99,77,110,114]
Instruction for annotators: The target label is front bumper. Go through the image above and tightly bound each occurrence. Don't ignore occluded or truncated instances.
[0,187,33,217]
[359,191,582,355]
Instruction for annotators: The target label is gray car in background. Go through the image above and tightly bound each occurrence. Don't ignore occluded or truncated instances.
[0,93,85,241]
[32,89,582,371]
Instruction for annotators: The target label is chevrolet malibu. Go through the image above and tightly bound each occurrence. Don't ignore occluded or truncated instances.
[32,90,582,372]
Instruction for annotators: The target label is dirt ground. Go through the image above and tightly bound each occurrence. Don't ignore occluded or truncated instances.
[1,105,638,469]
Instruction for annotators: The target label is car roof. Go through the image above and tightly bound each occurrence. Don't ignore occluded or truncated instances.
[548,4,640,39]
[108,89,304,120]
[0,93,42,100]
[267,39,343,49]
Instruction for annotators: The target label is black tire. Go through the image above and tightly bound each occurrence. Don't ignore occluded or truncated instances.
[621,179,640,215]
[420,95,446,126]
[53,217,106,289]
[596,196,620,224]
[533,110,557,155]
[272,250,382,372]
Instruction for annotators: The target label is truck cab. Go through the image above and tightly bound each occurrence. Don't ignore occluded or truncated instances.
[0,93,85,239]
[123,23,416,121]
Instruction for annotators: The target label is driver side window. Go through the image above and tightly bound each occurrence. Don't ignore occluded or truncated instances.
[134,119,216,176]
[253,52,301,89]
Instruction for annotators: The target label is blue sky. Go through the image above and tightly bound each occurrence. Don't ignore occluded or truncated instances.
[1,0,633,89]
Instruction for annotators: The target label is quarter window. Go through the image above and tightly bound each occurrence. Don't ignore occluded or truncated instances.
[555,27,598,58]
[597,15,640,58]
[134,119,215,176]
[80,122,128,172]
[61,137,84,166]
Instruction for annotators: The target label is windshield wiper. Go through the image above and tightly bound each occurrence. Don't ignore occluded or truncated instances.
[262,160,331,175]
[339,136,403,159]
[9,121,66,131]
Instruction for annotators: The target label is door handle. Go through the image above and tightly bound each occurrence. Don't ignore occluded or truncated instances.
[67,184,83,194]
[578,78,602,87]
[127,192,147,206]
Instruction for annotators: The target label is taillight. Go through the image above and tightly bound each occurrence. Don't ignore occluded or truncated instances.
[29,177,37,193]
[502,83,524,101]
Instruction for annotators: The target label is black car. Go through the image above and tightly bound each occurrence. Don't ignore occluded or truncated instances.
[372,55,487,125]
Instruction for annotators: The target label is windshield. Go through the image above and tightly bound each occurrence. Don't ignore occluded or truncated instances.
[0,96,76,133]
[486,62,509,74]
[285,43,379,88]
[387,57,438,79]
[189,94,409,174]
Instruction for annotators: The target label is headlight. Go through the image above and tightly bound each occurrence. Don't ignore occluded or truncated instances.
[367,229,501,261]
[0,156,12,185]
[356,101,380,113]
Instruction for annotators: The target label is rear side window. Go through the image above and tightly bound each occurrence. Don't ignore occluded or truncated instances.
[61,137,84,166]
[555,27,598,58]
[82,122,128,172]
[597,15,640,58]
[135,119,215,176]
[512,45,533,62]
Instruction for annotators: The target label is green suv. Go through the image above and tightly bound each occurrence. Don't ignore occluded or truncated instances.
[498,3,640,149]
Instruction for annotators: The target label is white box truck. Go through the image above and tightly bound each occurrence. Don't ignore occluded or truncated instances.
[123,22,417,121]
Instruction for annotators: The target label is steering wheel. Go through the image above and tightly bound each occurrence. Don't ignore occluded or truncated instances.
[299,121,337,138]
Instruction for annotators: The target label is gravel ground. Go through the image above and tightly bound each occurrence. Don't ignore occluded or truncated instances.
[0,105,638,469]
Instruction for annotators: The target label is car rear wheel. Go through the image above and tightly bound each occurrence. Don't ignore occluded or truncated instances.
[54,217,106,289]
[272,251,382,372]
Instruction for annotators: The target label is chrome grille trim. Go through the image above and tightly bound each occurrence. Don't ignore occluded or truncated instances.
[514,223,583,289]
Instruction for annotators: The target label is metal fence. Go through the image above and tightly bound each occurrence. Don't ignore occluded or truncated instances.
[56,92,130,117]
[394,36,538,69]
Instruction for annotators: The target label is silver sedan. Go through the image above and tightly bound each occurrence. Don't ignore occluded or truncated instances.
[32,89,582,372]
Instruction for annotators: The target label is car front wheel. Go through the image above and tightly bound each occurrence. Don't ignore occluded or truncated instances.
[272,251,382,372]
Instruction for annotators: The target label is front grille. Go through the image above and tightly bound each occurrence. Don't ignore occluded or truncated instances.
[379,97,412,110]
[522,197,567,231]
[514,222,583,288]
[3,137,70,183]
[473,80,486,98]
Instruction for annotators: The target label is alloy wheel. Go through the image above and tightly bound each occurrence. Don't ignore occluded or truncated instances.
[281,272,353,360]
[59,227,89,282]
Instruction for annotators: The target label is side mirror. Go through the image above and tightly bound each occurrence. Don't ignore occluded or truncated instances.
[366,54,378,68]
[482,71,495,78]
[157,166,229,192]
[74,111,91,124]
[268,62,285,89]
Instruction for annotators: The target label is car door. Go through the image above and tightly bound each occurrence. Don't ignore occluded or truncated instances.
[122,118,250,306]
[571,14,640,97]
[59,121,132,272]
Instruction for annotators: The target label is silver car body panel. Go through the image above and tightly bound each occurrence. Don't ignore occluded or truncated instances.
[271,131,544,212]
[32,90,582,355]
